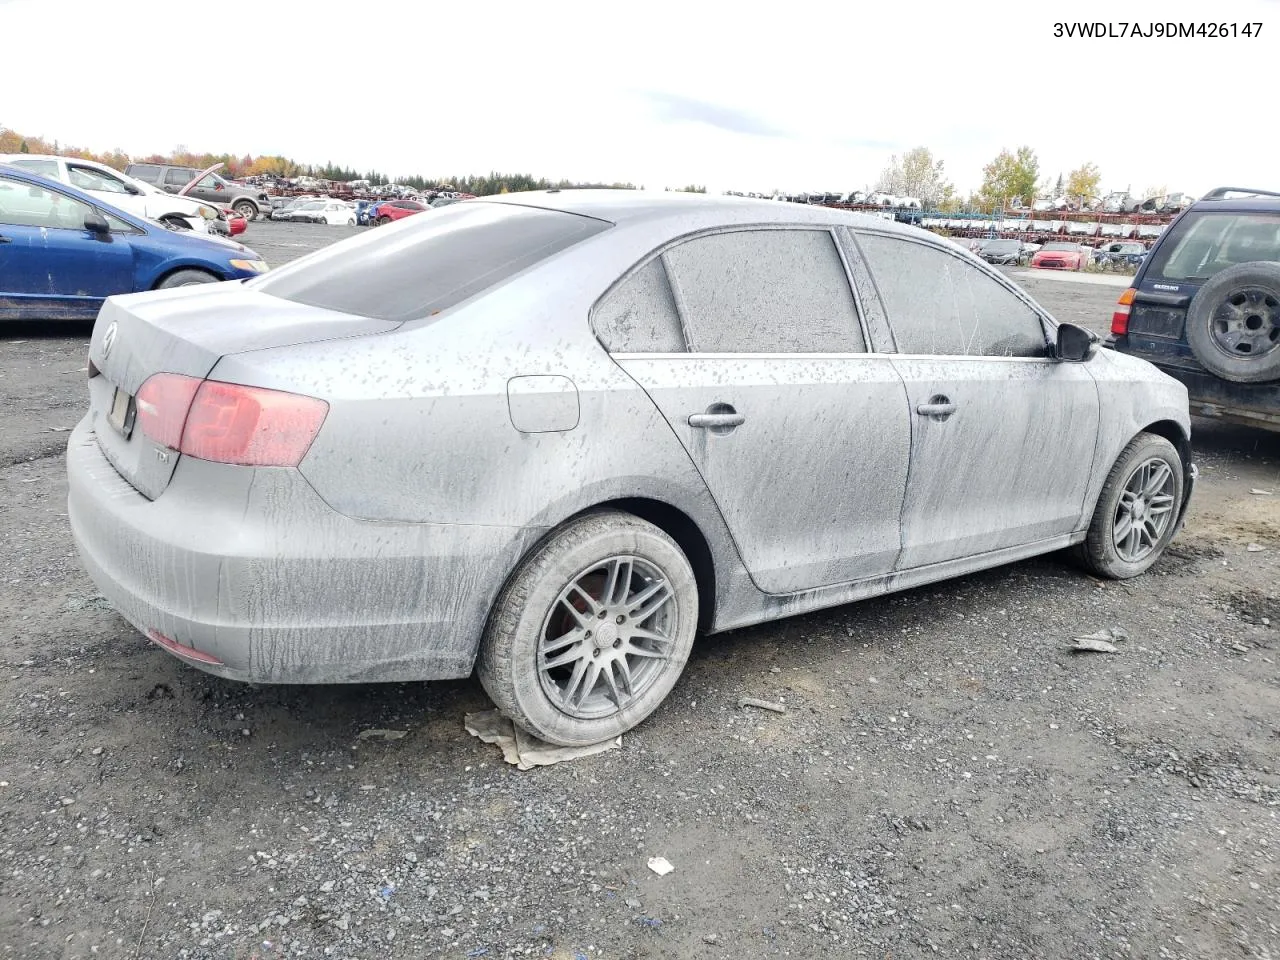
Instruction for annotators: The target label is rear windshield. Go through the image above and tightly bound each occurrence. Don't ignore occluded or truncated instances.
[250,201,611,322]
[1147,211,1280,282]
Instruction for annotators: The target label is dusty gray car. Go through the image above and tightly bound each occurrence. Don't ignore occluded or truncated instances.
[66,191,1196,746]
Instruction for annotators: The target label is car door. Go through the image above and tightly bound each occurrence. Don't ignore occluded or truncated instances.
[162,167,196,195]
[852,230,1100,570]
[606,227,911,594]
[0,173,135,320]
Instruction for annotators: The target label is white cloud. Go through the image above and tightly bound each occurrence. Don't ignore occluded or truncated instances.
[2,0,1276,198]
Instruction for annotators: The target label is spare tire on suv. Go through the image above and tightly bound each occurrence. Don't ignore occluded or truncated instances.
[1184,260,1280,383]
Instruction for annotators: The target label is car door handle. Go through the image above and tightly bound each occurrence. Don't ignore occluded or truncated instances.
[689,412,746,429]
[916,397,957,420]
[0,234,10,243]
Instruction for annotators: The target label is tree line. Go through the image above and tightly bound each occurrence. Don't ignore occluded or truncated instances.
[0,125,1163,209]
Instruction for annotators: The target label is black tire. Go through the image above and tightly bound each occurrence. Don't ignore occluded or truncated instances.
[232,200,259,221]
[159,215,192,231]
[155,269,219,289]
[1073,432,1185,579]
[1184,261,1280,383]
[477,510,698,747]
[375,216,390,226]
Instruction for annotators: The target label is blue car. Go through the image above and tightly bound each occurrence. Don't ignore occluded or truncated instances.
[360,200,384,226]
[0,163,269,321]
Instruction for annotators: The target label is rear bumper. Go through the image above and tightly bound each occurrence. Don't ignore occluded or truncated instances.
[66,416,542,684]
[1105,339,1280,429]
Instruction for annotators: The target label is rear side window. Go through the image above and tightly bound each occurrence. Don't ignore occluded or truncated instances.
[662,228,865,353]
[164,168,195,187]
[857,233,1047,357]
[593,258,686,352]
[7,158,58,178]
[127,164,162,184]
[251,201,610,322]
[1147,212,1280,282]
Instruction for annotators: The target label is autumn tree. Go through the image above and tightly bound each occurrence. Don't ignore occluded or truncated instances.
[875,146,954,205]
[1066,162,1101,202]
[979,146,1041,208]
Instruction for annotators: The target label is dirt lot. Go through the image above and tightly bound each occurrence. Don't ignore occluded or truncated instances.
[1,221,1277,960]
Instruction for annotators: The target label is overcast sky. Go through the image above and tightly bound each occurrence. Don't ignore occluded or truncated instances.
[2,0,1276,198]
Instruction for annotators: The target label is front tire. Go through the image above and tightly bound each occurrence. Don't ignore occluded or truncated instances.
[233,200,258,221]
[1074,432,1184,579]
[155,269,218,289]
[478,511,698,747]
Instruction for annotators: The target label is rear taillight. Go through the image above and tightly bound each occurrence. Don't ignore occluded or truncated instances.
[136,373,203,449]
[1111,287,1136,336]
[134,373,328,467]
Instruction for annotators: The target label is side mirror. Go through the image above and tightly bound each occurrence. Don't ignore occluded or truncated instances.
[1056,322,1097,362]
[83,211,110,236]
[125,184,142,195]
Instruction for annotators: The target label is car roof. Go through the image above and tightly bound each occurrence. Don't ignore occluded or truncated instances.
[473,189,931,237]
[1189,196,1280,214]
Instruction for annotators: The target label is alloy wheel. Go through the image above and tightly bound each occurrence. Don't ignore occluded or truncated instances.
[537,556,678,720]
[1112,457,1177,563]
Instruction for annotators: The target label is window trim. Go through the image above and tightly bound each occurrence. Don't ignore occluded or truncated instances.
[67,162,131,195]
[589,223,875,356]
[850,228,1056,359]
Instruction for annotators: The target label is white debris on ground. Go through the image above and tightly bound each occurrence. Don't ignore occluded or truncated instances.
[464,710,621,770]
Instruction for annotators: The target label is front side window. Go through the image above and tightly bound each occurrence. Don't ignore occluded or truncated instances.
[593,257,686,353]
[68,165,129,194]
[0,176,94,230]
[1147,212,1280,282]
[857,233,1047,358]
[252,200,610,323]
[662,228,866,353]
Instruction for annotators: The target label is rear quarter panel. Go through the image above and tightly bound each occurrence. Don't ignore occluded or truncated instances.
[208,235,759,628]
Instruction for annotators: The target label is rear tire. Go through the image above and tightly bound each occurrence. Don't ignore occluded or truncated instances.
[155,269,218,289]
[1073,432,1184,579]
[477,511,698,747]
[1184,261,1280,383]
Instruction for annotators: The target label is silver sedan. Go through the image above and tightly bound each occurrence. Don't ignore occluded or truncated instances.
[66,191,1195,746]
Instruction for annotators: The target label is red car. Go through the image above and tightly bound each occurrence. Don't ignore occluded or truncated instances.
[1030,241,1088,271]
[373,199,429,226]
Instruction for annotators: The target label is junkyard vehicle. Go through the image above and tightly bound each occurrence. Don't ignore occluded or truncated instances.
[1108,186,1280,430]
[125,162,271,221]
[1031,241,1089,271]
[66,191,1194,747]
[285,199,357,225]
[1093,241,1147,271]
[0,154,222,233]
[373,199,429,224]
[0,164,267,321]
[979,238,1023,265]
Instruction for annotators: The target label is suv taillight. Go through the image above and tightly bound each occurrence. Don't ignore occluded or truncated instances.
[135,373,328,467]
[1111,287,1136,336]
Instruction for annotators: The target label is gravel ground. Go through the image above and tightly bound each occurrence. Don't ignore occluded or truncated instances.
[1,221,1277,960]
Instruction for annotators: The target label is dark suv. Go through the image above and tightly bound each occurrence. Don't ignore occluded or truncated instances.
[124,164,271,221]
[1107,187,1280,431]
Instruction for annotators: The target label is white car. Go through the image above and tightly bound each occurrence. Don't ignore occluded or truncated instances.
[286,199,357,225]
[0,154,219,232]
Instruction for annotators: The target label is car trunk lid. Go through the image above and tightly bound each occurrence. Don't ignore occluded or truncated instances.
[87,283,398,500]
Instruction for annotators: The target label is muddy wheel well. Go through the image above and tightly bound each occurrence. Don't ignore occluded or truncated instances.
[1140,419,1192,472]
[584,498,717,632]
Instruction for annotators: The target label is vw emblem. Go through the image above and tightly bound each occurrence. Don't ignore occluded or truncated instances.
[101,321,118,357]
